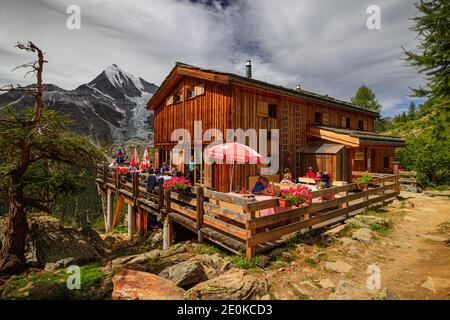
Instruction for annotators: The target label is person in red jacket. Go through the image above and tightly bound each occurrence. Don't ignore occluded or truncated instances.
[305,166,316,179]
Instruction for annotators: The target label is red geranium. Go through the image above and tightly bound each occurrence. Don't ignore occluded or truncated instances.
[163,176,192,192]
[280,185,312,206]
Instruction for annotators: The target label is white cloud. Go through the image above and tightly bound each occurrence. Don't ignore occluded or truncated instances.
[0,0,425,115]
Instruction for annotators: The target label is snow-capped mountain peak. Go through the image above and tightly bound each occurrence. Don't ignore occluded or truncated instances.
[88,64,158,100]
[105,64,144,92]
[0,65,159,145]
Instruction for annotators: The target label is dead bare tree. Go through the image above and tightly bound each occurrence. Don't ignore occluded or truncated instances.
[0,41,47,274]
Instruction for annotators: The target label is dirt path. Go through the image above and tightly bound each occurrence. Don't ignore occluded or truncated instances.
[259,191,450,300]
[375,192,450,299]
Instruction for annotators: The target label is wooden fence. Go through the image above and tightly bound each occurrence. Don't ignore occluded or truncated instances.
[398,171,417,184]
[96,165,399,258]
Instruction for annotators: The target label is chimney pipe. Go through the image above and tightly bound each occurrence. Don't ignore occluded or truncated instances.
[246,60,252,78]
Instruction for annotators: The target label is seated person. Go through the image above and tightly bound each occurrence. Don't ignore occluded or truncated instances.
[146,168,159,190]
[280,173,293,184]
[320,171,331,188]
[305,166,316,179]
[252,176,265,193]
[160,162,170,174]
[260,177,275,196]
[171,164,182,177]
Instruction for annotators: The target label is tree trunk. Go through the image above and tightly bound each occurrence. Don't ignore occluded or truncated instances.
[0,181,29,275]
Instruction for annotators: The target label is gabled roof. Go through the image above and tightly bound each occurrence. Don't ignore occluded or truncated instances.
[307,126,405,147]
[147,62,380,117]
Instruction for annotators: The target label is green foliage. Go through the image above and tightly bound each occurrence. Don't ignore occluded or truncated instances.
[192,243,228,257]
[112,225,128,234]
[403,0,450,100]
[368,222,392,237]
[382,1,450,188]
[91,215,106,232]
[230,255,262,269]
[408,101,417,121]
[354,175,376,187]
[351,85,382,112]
[395,109,450,186]
[0,263,105,299]
[0,107,104,216]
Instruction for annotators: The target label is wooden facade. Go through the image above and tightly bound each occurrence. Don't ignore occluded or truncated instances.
[148,63,404,192]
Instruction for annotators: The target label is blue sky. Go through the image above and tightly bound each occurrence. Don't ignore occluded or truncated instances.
[0,0,426,117]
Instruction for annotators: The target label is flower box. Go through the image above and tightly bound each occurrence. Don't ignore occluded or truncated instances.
[279,185,312,207]
[163,176,192,194]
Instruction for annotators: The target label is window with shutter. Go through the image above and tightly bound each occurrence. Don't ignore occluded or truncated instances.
[187,87,195,99]
[363,120,368,131]
[341,116,346,128]
[258,101,269,117]
[194,84,205,96]
[166,95,174,106]
[322,113,330,125]
[173,89,183,103]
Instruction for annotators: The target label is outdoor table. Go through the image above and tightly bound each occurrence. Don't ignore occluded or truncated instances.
[160,175,173,181]
[225,193,297,217]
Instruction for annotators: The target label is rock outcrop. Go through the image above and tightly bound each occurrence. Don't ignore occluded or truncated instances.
[112,269,185,300]
[159,259,207,288]
[185,268,269,300]
[1,215,107,269]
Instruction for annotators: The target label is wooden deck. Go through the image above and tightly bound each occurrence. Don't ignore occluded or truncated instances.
[96,165,400,258]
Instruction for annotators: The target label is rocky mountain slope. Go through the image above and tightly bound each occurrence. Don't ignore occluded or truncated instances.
[0,64,158,146]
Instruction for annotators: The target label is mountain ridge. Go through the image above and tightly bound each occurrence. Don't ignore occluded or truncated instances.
[0,65,158,146]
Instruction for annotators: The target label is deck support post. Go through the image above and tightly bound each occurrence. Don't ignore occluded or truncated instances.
[245,209,256,259]
[344,190,350,218]
[196,187,204,243]
[163,216,173,249]
[128,204,136,240]
[366,186,370,209]
[163,188,172,250]
[393,162,400,196]
[106,190,113,233]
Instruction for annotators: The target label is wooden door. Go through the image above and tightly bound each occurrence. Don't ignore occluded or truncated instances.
[315,154,334,176]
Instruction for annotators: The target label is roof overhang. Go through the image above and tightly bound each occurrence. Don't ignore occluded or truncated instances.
[300,142,345,154]
[147,62,380,117]
[147,65,230,111]
[307,126,405,148]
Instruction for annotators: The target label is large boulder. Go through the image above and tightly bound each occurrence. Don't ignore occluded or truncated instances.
[159,259,207,288]
[1,215,107,269]
[352,228,373,243]
[328,280,377,300]
[185,268,269,300]
[328,280,398,300]
[323,224,347,238]
[324,260,353,274]
[191,253,231,279]
[109,242,192,273]
[112,269,185,300]
[355,215,389,227]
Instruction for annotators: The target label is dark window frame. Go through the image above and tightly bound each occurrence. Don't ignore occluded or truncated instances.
[314,112,323,125]
[268,103,277,118]
[357,120,364,131]
[383,156,390,169]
